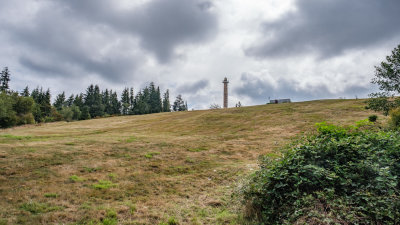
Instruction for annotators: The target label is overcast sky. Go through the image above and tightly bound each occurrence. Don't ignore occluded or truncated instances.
[1,0,399,109]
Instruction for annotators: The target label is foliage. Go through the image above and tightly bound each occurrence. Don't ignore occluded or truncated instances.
[242,122,400,224]
[0,67,11,92]
[368,114,378,122]
[209,103,221,109]
[173,94,188,111]
[20,201,62,214]
[388,107,400,130]
[60,107,74,122]
[162,89,171,112]
[0,92,35,128]
[69,175,85,182]
[92,180,117,190]
[0,66,179,128]
[0,92,17,127]
[367,44,400,115]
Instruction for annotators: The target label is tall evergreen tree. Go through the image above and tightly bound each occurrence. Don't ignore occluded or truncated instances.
[54,92,66,111]
[102,89,112,115]
[84,84,104,118]
[110,91,121,115]
[129,87,135,114]
[0,67,11,92]
[66,94,74,107]
[121,87,130,115]
[173,95,187,111]
[162,89,171,112]
[73,93,84,108]
[21,86,30,97]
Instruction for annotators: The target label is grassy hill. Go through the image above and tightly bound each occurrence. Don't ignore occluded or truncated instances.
[0,99,377,224]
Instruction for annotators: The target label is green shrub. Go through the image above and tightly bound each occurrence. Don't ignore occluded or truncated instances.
[389,107,400,130]
[0,92,17,128]
[368,114,378,122]
[16,113,35,125]
[60,107,73,122]
[242,123,400,224]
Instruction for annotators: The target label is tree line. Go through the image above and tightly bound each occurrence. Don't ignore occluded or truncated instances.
[0,67,188,128]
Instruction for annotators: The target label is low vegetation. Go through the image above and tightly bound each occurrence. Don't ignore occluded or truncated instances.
[242,121,400,224]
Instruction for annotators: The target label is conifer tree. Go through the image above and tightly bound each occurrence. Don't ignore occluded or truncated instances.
[110,91,121,115]
[129,87,135,114]
[66,94,74,107]
[21,86,30,97]
[121,87,130,115]
[0,67,11,92]
[162,89,171,112]
[54,92,66,111]
[173,94,187,111]
[73,94,84,108]
[156,86,162,113]
[102,89,112,115]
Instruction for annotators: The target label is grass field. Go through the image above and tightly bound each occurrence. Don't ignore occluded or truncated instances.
[0,99,377,224]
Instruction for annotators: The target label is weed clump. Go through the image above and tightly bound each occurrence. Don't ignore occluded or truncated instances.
[92,180,117,190]
[20,201,62,214]
[44,193,58,198]
[69,175,85,182]
[242,122,400,224]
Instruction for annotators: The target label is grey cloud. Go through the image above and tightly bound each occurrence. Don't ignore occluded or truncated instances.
[0,0,218,83]
[64,0,218,62]
[177,79,209,94]
[234,73,370,103]
[245,0,400,59]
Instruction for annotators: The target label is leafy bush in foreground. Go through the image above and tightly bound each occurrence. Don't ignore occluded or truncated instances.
[242,123,400,224]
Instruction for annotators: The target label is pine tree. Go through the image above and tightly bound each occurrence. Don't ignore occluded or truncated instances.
[84,84,104,118]
[102,89,112,115]
[129,87,135,114]
[156,86,162,113]
[110,91,121,115]
[173,94,187,111]
[162,89,171,112]
[54,92,66,111]
[121,87,130,115]
[0,67,11,92]
[21,86,30,97]
[80,106,91,120]
[73,93,84,108]
[149,82,158,113]
[66,94,74,107]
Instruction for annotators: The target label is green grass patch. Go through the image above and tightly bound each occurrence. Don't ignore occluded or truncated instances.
[187,146,208,152]
[44,193,58,198]
[144,152,160,159]
[69,175,85,182]
[159,217,178,225]
[20,201,63,214]
[92,180,117,190]
[0,134,32,140]
[64,142,75,146]
[125,136,137,143]
[108,173,117,180]
[81,166,101,173]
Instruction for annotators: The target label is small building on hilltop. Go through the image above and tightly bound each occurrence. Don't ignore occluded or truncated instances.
[269,99,291,104]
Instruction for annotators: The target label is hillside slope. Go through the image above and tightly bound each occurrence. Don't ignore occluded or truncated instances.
[0,99,376,224]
